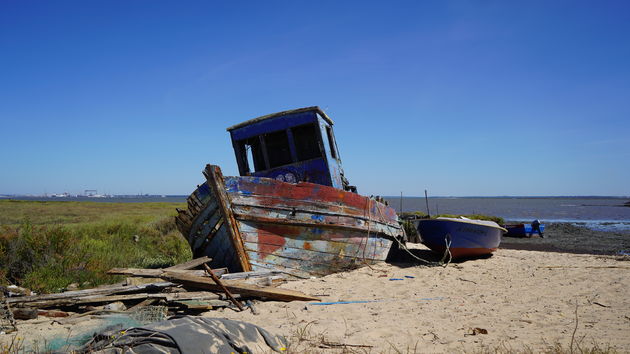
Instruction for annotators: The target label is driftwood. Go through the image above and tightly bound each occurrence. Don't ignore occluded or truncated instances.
[5,257,314,322]
[219,270,285,280]
[204,264,244,311]
[10,289,222,309]
[108,268,319,302]
[165,257,212,270]
[7,282,174,305]
[173,299,230,310]
[126,298,157,312]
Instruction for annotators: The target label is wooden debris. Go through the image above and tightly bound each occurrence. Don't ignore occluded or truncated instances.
[127,298,157,312]
[219,270,285,280]
[125,277,164,286]
[166,256,212,270]
[204,264,244,311]
[173,299,230,310]
[108,267,320,302]
[245,300,259,315]
[4,256,318,326]
[0,294,17,333]
[11,308,38,320]
[37,309,70,318]
[6,282,174,305]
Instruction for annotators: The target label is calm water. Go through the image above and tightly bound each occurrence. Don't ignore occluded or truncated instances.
[385,197,630,232]
[4,195,630,231]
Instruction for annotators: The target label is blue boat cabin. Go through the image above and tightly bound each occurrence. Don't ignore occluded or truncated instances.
[227,106,356,192]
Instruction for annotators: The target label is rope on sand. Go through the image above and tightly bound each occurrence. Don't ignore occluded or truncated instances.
[392,236,449,268]
[539,265,630,269]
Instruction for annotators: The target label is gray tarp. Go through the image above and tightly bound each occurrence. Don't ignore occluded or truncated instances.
[79,316,287,354]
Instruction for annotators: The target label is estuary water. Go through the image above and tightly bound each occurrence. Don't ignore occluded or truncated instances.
[4,195,630,232]
[384,197,630,232]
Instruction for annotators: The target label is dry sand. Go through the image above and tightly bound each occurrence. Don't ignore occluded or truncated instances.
[216,244,630,353]
[3,245,629,353]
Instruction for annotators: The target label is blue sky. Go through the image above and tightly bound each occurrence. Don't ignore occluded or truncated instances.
[1,1,629,196]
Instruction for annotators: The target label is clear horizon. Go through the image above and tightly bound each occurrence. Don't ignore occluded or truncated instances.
[1,193,628,199]
[1,1,629,197]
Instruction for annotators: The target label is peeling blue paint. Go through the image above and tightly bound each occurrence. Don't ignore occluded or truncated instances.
[311,214,325,222]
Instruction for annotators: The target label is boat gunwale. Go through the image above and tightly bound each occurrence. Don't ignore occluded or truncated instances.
[418,217,508,232]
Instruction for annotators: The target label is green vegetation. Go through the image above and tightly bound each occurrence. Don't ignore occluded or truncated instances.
[0,200,191,293]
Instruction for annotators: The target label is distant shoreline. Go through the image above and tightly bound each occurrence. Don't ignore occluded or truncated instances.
[2,195,628,199]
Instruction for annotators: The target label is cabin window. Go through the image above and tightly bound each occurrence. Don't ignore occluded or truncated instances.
[240,137,266,172]
[326,126,338,159]
[291,123,322,162]
[264,130,292,168]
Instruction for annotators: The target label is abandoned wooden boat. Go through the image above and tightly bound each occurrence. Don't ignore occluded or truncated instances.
[416,217,507,259]
[176,107,404,278]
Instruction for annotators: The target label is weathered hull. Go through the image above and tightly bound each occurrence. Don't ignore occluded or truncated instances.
[176,165,403,277]
[417,218,504,259]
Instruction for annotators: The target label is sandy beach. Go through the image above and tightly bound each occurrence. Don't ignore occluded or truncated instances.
[4,243,628,353]
[211,244,630,353]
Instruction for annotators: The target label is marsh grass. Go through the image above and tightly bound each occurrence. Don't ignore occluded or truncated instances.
[0,200,191,293]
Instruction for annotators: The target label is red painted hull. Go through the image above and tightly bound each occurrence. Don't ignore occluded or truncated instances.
[176,165,404,277]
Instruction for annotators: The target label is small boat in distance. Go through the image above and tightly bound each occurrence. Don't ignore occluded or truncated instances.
[504,223,545,237]
[416,217,506,259]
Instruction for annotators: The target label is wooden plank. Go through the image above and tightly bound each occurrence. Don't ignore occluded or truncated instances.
[19,291,222,309]
[162,271,319,302]
[126,277,165,285]
[240,227,391,253]
[230,195,398,225]
[203,165,251,272]
[163,291,224,302]
[173,299,230,310]
[126,298,157,312]
[234,211,400,235]
[219,270,285,281]
[204,264,244,311]
[6,282,174,305]
[107,268,319,302]
[166,257,212,270]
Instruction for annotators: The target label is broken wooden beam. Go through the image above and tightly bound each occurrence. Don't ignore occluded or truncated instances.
[166,257,212,270]
[108,267,320,302]
[204,264,244,311]
[6,282,174,305]
[219,270,285,280]
[11,290,223,309]
[173,299,230,310]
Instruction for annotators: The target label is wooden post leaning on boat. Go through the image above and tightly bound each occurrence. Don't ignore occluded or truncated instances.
[203,164,252,272]
[203,264,244,311]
